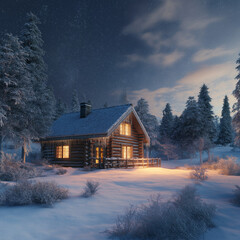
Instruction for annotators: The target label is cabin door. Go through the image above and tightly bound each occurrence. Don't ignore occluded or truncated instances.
[95,146,104,164]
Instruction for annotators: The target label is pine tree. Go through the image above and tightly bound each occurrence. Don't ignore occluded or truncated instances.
[217,96,233,145]
[159,103,173,143]
[180,97,203,154]
[20,12,55,161]
[20,13,55,135]
[0,34,33,159]
[71,90,80,112]
[198,84,216,142]
[233,53,240,145]
[135,98,159,146]
[55,99,67,120]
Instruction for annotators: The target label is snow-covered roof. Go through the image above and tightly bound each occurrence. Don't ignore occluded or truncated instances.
[44,104,149,143]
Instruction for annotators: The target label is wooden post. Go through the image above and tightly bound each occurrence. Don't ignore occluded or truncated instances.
[103,157,106,169]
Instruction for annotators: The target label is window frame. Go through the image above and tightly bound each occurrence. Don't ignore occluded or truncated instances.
[56,144,70,159]
[120,123,131,136]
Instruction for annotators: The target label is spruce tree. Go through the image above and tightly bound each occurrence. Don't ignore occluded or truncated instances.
[180,97,203,153]
[20,12,55,161]
[55,99,67,120]
[71,90,80,112]
[159,103,173,142]
[20,13,55,138]
[0,34,33,159]
[198,84,215,142]
[217,96,233,145]
[233,53,240,145]
[135,98,159,146]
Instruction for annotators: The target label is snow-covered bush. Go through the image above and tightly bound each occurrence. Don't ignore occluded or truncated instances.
[0,153,41,181]
[56,168,67,175]
[106,185,216,240]
[31,181,69,205]
[81,180,100,198]
[0,180,68,206]
[202,157,240,176]
[190,167,208,181]
[232,185,240,206]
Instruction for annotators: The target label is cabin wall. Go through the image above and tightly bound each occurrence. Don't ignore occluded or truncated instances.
[41,139,89,167]
[110,114,144,158]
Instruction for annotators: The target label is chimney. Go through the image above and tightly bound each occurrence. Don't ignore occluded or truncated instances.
[80,102,92,118]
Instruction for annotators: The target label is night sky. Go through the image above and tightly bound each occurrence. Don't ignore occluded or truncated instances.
[1,0,240,117]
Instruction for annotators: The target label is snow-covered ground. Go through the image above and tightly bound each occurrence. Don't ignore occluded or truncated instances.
[0,147,240,240]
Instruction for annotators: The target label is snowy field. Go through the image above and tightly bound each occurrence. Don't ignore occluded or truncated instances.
[0,147,240,240]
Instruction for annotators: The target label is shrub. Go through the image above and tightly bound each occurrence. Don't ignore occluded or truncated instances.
[0,153,41,181]
[106,185,216,240]
[81,180,100,198]
[31,181,69,205]
[199,157,240,176]
[0,180,68,206]
[56,168,67,175]
[232,185,240,206]
[190,167,208,181]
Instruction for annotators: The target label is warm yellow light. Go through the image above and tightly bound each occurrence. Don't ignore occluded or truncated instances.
[120,123,131,136]
[56,146,62,158]
[122,146,132,159]
[63,145,69,158]
[56,145,69,159]
[96,147,99,164]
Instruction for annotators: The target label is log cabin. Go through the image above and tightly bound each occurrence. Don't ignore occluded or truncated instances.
[40,102,151,167]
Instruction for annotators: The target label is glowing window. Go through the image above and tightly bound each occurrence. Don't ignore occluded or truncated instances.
[122,146,132,159]
[56,145,69,159]
[96,147,99,164]
[120,123,131,136]
[63,145,69,158]
[96,147,104,164]
[56,146,62,158]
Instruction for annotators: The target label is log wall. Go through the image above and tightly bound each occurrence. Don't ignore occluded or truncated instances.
[41,113,145,167]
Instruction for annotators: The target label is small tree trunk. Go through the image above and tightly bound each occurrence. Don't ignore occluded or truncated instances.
[207,148,211,162]
[21,140,27,164]
[0,134,2,160]
[199,150,203,165]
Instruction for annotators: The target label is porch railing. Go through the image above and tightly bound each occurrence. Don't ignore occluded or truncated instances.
[89,157,161,169]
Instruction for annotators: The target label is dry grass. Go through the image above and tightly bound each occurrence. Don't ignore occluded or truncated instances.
[106,185,216,240]
[0,153,41,181]
[80,180,100,198]
[0,180,68,206]
[189,167,208,181]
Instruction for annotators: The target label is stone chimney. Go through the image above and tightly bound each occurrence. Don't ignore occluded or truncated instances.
[80,102,92,118]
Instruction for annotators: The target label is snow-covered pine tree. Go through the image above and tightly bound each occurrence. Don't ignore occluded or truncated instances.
[217,96,233,145]
[20,12,55,161]
[20,13,55,138]
[180,96,203,155]
[0,34,33,160]
[198,84,216,142]
[71,90,80,112]
[233,53,240,145]
[171,115,182,144]
[135,98,159,146]
[159,103,173,143]
[55,99,68,120]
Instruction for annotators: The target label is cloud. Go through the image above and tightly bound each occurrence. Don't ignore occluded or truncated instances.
[120,51,184,67]
[122,0,179,35]
[193,47,235,62]
[129,62,236,118]
[121,0,221,68]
